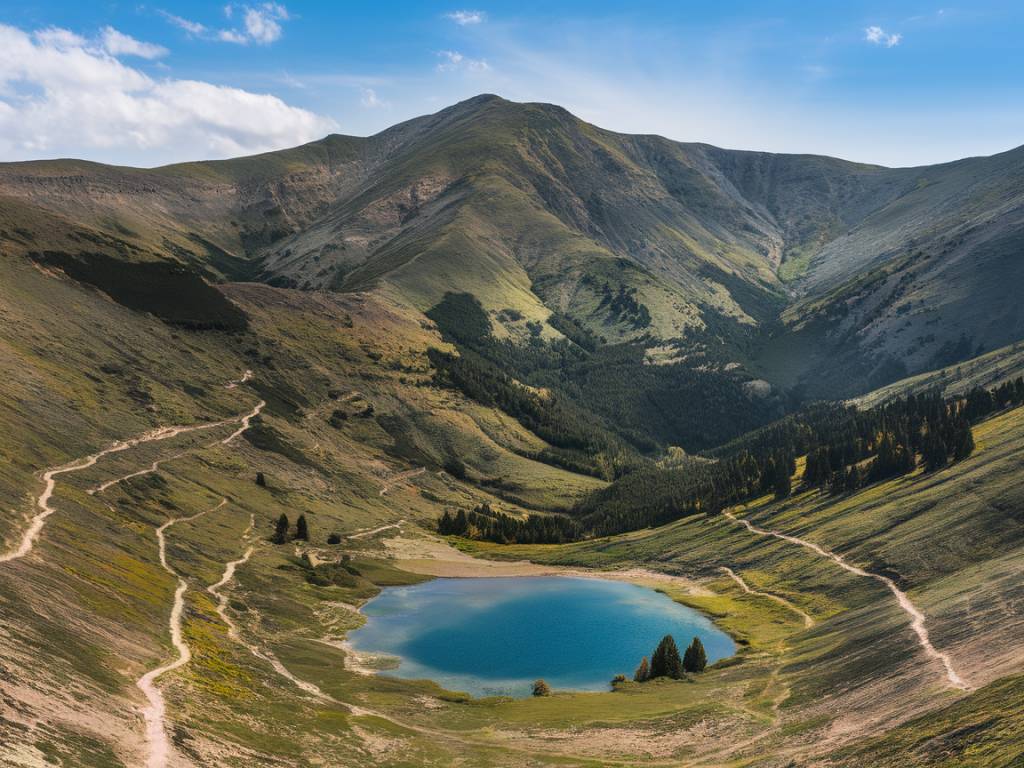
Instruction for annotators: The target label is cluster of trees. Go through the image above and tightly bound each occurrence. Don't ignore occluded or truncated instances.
[439,377,1022,544]
[425,292,781,473]
[596,283,652,329]
[437,503,581,544]
[272,513,309,544]
[633,635,707,682]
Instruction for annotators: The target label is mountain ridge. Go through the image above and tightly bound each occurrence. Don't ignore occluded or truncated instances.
[2,94,1023,398]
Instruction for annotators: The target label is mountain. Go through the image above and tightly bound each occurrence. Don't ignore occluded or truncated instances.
[1,95,1023,767]
[3,94,1022,399]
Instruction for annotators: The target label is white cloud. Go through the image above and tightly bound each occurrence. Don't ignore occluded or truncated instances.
[34,27,87,49]
[865,26,902,47]
[101,27,168,59]
[162,4,289,45]
[361,88,386,108]
[0,23,335,164]
[219,3,289,45]
[446,10,485,26]
[159,11,207,37]
[437,49,490,73]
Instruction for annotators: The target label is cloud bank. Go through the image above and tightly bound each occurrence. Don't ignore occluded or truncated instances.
[0,23,336,165]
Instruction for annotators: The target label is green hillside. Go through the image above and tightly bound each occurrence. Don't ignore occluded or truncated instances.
[1,95,1023,767]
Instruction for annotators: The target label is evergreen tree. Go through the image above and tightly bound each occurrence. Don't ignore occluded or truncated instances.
[296,514,309,541]
[532,679,551,696]
[953,420,975,461]
[773,462,791,500]
[272,513,290,544]
[682,636,708,673]
[255,471,266,487]
[633,656,650,682]
[649,634,684,679]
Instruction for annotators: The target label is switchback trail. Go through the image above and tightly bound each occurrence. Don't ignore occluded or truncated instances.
[722,510,970,690]
[89,399,265,495]
[720,566,815,629]
[137,499,227,768]
[207,514,254,643]
[0,378,263,562]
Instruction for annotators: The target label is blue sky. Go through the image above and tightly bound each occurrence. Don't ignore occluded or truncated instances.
[2,2,1022,166]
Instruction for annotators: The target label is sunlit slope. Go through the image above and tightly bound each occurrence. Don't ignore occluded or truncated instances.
[4,95,1023,396]
[457,402,1024,765]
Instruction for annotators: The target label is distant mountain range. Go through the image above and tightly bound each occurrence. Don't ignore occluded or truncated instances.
[2,94,1022,398]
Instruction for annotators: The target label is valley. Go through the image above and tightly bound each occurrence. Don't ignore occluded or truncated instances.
[0,96,1022,767]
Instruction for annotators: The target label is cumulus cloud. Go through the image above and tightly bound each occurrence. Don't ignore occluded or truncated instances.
[0,23,336,164]
[221,3,289,44]
[161,4,290,45]
[101,27,168,59]
[437,49,490,72]
[445,10,485,26]
[865,26,902,47]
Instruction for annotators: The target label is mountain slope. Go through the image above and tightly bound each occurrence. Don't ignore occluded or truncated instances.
[1,94,1022,398]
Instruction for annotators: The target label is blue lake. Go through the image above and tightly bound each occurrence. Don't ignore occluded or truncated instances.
[347,576,735,698]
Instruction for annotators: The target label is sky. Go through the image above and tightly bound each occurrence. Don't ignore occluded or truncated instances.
[1,1,1022,167]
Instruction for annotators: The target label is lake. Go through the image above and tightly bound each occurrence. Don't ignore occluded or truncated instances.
[347,575,735,697]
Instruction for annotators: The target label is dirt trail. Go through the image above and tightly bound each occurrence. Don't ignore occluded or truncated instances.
[220,401,266,445]
[722,510,970,690]
[90,400,264,495]
[224,370,254,389]
[720,566,815,629]
[137,499,227,768]
[378,467,425,496]
[2,423,216,563]
[207,514,255,643]
[348,520,405,540]
[1,373,261,562]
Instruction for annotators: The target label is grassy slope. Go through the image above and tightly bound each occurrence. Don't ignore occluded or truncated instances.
[457,404,1024,765]
[1,245,1023,765]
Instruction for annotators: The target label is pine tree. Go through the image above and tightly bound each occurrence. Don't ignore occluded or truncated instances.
[773,460,791,500]
[682,636,707,673]
[272,513,290,544]
[633,656,650,682]
[255,471,266,487]
[953,421,975,461]
[650,634,684,679]
[296,514,309,541]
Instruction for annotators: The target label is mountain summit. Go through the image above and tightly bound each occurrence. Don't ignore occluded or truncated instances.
[2,95,1023,397]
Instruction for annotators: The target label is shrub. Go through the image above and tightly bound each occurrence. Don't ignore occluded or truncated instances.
[532,679,551,697]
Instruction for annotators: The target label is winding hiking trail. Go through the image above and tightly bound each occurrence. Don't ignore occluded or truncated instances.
[722,510,971,690]
[378,467,425,496]
[207,514,255,643]
[138,499,227,768]
[0,374,262,564]
[720,566,815,629]
[2,422,224,563]
[221,400,265,445]
[89,400,265,496]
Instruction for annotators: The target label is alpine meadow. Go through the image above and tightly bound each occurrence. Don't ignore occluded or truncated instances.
[1,4,1024,767]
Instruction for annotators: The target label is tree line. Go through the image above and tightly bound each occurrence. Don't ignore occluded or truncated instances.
[437,377,1024,544]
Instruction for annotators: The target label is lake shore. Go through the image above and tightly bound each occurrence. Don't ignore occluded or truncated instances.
[383,533,714,597]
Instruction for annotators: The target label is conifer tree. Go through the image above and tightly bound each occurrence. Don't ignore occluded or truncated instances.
[682,636,708,673]
[532,679,551,696]
[650,634,684,679]
[296,514,309,541]
[633,656,650,682]
[273,513,290,544]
